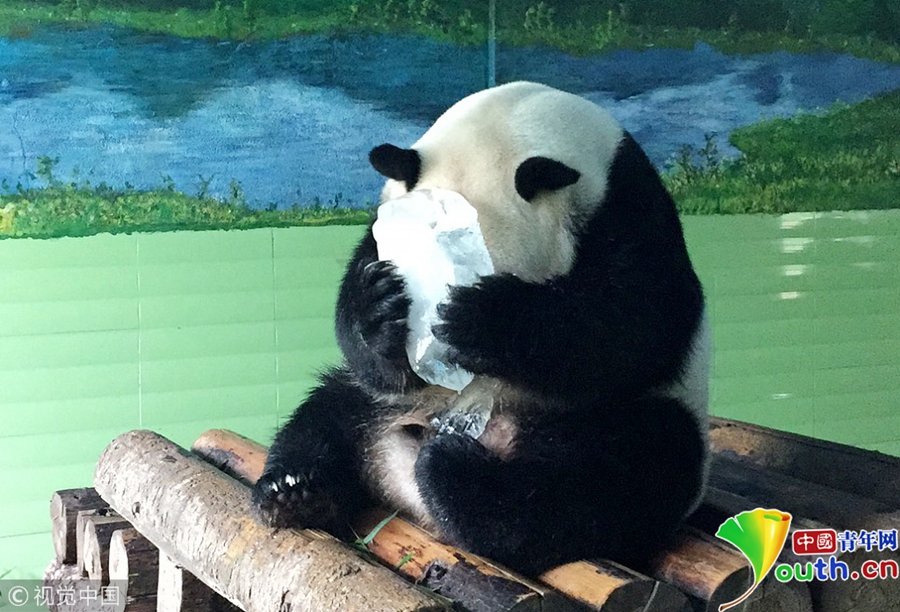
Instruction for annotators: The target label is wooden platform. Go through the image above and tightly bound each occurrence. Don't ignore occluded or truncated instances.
[43,418,900,612]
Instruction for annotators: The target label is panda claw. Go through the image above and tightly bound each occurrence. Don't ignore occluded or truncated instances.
[252,470,339,530]
[356,261,411,360]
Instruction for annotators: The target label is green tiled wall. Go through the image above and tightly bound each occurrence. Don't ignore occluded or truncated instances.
[0,226,359,578]
[685,211,900,454]
[2,211,899,577]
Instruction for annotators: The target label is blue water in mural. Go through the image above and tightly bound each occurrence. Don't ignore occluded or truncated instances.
[2,25,900,208]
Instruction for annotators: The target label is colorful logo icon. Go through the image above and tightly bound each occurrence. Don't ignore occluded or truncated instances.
[715,508,793,611]
[792,528,838,555]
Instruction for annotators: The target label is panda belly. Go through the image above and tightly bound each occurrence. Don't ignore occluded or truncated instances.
[363,377,521,528]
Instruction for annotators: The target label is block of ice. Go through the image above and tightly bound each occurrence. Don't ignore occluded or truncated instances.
[373,188,494,391]
[430,404,492,439]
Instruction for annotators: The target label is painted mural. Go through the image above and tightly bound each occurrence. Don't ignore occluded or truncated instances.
[0,0,898,238]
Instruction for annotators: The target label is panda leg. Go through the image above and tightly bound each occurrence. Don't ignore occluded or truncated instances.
[252,367,376,538]
[414,397,705,575]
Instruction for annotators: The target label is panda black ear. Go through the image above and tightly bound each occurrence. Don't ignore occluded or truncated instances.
[515,157,580,202]
[369,144,422,190]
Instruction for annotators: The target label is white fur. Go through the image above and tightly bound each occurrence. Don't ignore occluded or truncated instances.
[367,418,434,527]
[381,82,624,283]
[659,308,711,514]
[365,378,525,525]
[660,309,710,428]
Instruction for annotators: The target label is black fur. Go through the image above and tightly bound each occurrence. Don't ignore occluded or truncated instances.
[254,129,706,576]
[415,396,703,573]
[514,156,581,201]
[369,144,421,190]
[252,368,376,539]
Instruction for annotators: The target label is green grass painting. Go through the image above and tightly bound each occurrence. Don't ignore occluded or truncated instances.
[2,0,899,61]
[665,90,900,215]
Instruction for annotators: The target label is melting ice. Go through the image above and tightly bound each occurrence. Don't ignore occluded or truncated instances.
[373,189,494,391]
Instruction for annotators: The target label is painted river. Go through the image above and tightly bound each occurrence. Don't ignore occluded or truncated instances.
[2,25,900,208]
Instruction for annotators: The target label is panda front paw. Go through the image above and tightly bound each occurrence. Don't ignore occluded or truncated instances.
[252,468,341,532]
[434,276,518,374]
[356,260,411,361]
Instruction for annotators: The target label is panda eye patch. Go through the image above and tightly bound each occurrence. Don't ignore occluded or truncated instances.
[515,156,580,201]
[369,144,422,190]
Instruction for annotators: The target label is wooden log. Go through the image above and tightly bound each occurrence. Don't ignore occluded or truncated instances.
[355,508,583,612]
[94,429,451,612]
[649,528,809,612]
[192,429,267,485]
[83,514,132,584]
[114,593,156,612]
[109,527,159,608]
[650,529,749,611]
[709,416,900,506]
[76,508,120,575]
[51,488,105,565]
[192,429,691,612]
[709,454,900,531]
[158,552,241,612]
[540,560,690,612]
[193,430,580,612]
[43,559,104,612]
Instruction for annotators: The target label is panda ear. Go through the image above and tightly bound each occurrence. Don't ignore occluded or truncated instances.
[369,144,422,190]
[515,157,581,202]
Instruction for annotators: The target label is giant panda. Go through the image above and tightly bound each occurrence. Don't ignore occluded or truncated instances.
[253,81,710,576]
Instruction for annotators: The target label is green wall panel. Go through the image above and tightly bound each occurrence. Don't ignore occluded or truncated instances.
[685,211,900,445]
[2,212,900,578]
[0,226,357,577]
[0,534,52,580]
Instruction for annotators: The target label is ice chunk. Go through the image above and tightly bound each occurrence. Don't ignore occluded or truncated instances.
[373,188,494,391]
[431,404,492,439]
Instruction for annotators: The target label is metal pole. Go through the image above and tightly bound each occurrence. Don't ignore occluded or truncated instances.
[487,0,497,87]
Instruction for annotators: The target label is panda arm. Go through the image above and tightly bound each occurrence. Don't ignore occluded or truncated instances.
[335,226,424,394]
[435,252,703,401]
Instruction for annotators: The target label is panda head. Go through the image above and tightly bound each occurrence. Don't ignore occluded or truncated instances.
[369,82,625,283]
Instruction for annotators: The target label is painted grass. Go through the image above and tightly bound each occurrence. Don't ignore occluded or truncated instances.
[667,90,900,215]
[1,0,899,63]
[0,2,345,40]
[0,183,374,239]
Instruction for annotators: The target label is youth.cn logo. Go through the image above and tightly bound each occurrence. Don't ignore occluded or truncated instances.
[715,508,792,611]
[792,528,837,555]
[716,508,900,606]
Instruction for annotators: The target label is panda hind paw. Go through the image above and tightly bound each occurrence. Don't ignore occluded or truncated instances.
[252,470,340,531]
